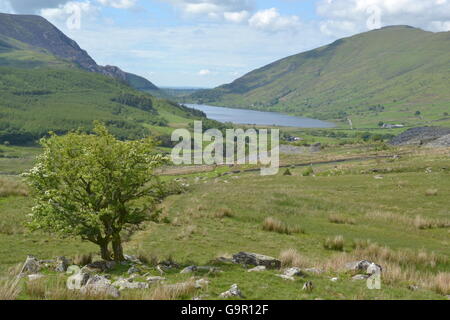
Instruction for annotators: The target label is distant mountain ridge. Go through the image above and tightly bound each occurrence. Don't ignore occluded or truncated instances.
[191,26,450,127]
[0,12,158,91]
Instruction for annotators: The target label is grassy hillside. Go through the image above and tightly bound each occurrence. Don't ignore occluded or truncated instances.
[0,144,448,300]
[192,26,450,128]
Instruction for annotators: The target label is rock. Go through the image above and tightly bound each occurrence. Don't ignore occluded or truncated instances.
[284,267,305,278]
[219,284,243,298]
[275,274,295,281]
[67,271,91,290]
[330,277,339,282]
[124,255,142,264]
[112,278,149,290]
[352,274,370,280]
[146,276,166,283]
[84,260,116,273]
[346,260,372,273]
[66,265,81,275]
[180,266,197,274]
[390,127,450,146]
[55,256,70,273]
[127,266,140,275]
[374,175,384,180]
[20,255,40,275]
[81,282,120,298]
[232,252,281,269]
[302,281,314,292]
[194,279,210,289]
[247,266,266,272]
[28,274,44,281]
[408,285,419,291]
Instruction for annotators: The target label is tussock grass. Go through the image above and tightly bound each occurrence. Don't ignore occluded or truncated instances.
[425,189,438,196]
[279,249,313,268]
[323,235,345,251]
[148,280,197,300]
[328,214,356,225]
[262,217,303,235]
[0,277,21,300]
[0,177,28,197]
[73,253,92,266]
[214,208,234,219]
[429,272,450,295]
[366,211,449,230]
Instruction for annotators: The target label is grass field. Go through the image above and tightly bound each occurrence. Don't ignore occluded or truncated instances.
[0,142,448,300]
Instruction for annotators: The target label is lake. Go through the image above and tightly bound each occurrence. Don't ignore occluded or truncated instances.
[186,104,335,128]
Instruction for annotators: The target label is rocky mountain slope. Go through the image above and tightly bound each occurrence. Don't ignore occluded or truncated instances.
[0,13,158,92]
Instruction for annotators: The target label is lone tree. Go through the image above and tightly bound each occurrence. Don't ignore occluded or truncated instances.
[23,123,169,261]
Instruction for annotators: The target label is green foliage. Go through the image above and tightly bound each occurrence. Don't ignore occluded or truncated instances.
[22,123,169,261]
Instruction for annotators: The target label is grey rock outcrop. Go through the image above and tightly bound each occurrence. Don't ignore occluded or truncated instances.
[390,127,450,146]
[219,284,243,298]
[232,252,281,269]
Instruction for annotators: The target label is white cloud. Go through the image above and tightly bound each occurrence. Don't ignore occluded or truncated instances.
[40,1,99,30]
[317,0,450,33]
[224,10,249,23]
[249,8,300,32]
[96,0,136,9]
[198,69,211,76]
[0,0,14,13]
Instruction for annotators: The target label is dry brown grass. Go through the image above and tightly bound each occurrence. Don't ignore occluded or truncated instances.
[214,208,234,219]
[428,272,450,295]
[176,224,197,240]
[425,189,438,196]
[279,249,313,268]
[0,177,28,197]
[0,277,21,300]
[323,235,345,251]
[328,214,356,225]
[73,253,92,266]
[365,210,449,230]
[262,217,303,235]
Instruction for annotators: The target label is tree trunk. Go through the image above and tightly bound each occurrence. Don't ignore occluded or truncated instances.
[99,240,111,261]
[112,233,125,262]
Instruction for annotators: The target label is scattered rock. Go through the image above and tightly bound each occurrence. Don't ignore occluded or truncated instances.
[232,252,281,269]
[81,281,120,298]
[113,278,149,290]
[180,266,197,274]
[366,263,383,275]
[28,274,45,281]
[219,284,243,298]
[284,267,305,277]
[194,278,210,289]
[346,260,382,275]
[84,260,116,273]
[55,256,70,273]
[352,274,370,281]
[330,277,339,282]
[124,255,142,264]
[146,276,166,283]
[247,266,266,272]
[20,255,40,275]
[127,266,140,275]
[67,271,91,289]
[302,281,314,292]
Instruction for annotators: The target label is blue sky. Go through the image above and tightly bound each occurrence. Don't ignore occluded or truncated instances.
[1,0,450,87]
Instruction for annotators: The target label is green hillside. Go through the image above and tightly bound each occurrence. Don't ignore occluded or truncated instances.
[192,26,450,127]
[0,33,205,145]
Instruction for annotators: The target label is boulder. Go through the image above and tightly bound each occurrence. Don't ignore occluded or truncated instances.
[219,284,243,298]
[284,267,305,278]
[83,260,116,273]
[20,255,40,275]
[180,266,197,274]
[124,255,142,264]
[232,252,281,269]
[113,278,149,290]
[304,268,323,275]
[346,260,382,275]
[147,276,166,283]
[80,275,119,298]
[247,266,266,272]
[366,263,383,275]
[127,266,140,275]
[194,279,210,289]
[67,271,91,290]
[55,256,70,273]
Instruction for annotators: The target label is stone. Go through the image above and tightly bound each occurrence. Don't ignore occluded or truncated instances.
[366,263,383,275]
[346,260,372,272]
[147,276,166,283]
[194,279,210,289]
[302,281,314,292]
[275,274,295,281]
[180,266,197,274]
[28,274,44,281]
[67,271,91,290]
[124,255,142,264]
[284,267,305,278]
[330,277,339,282]
[66,265,81,275]
[247,266,266,272]
[219,284,243,298]
[113,278,149,290]
[304,268,323,275]
[80,282,120,298]
[352,274,369,280]
[55,256,70,273]
[20,255,40,275]
[127,266,140,275]
[84,260,116,273]
[232,252,281,269]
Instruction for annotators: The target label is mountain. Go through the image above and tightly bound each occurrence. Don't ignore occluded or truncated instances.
[191,26,450,126]
[0,13,207,145]
[0,12,159,92]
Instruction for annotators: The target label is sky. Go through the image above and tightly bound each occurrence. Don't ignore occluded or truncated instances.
[1,0,450,88]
